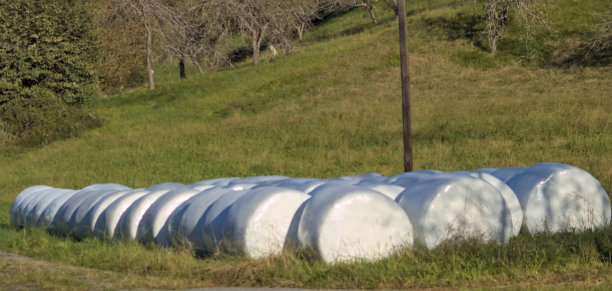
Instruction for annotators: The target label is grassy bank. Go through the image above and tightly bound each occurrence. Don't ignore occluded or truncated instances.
[0,0,610,289]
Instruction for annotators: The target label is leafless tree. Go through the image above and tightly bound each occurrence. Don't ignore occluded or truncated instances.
[222,1,295,66]
[111,0,183,89]
[383,0,399,20]
[586,6,612,59]
[287,0,321,42]
[287,0,360,41]
[338,0,379,24]
[160,0,229,77]
[485,0,552,53]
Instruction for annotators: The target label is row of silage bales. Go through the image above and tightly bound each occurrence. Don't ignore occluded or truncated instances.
[50,184,132,237]
[114,182,184,241]
[10,185,54,228]
[159,187,236,251]
[93,188,150,240]
[9,162,611,263]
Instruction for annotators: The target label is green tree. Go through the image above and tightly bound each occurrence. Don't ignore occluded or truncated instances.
[0,0,101,145]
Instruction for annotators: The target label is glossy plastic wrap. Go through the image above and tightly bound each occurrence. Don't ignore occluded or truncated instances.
[93,189,150,239]
[299,184,413,263]
[396,174,512,249]
[505,163,611,234]
[114,183,182,240]
[220,187,310,258]
[138,186,200,244]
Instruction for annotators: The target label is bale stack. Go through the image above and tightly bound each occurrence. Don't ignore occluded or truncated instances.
[10,163,610,263]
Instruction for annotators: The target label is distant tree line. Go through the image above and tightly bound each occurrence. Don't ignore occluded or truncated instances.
[0,0,388,145]
[96,0,376,91]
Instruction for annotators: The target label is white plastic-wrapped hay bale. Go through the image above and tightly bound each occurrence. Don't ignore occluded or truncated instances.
[472,168,499,174]
[67,185,132,238]
[13,187,50,226]
[36,189,79,227]
[219,187,310,258]
[388,170,443,189]
[225,176,289,191]
[50,187,105,232]
[137,186,200,244]
[355,181,405,200]
[11,185,54,228]
[454,171,523,237]
[488,167,527,182]
[77,189,134,239]
[228,176,289,185]
[505,162,611,234]
[189,177,239,191]
[161,187,235,249]
[396,174,512,249]
[52,184,131,235]
[298,185,413,263]
[114,183,183,240]
[192,189,251,254]
[28,189,76,227]
[147,182,184,191]
[93,189,150,239]
[266,178,326,193]
[83,183,131,191]
[19,188,66,227]
[305,179,359,194]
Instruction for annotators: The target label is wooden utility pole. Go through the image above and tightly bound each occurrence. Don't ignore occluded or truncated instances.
[397,0,413,172]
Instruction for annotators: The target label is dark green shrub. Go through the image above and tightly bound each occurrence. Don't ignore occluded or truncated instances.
[0,0,101,145]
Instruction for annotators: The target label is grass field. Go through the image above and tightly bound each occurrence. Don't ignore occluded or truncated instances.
[0,0,611,289]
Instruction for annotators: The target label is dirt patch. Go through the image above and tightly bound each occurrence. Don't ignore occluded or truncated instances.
[0,250,116,290]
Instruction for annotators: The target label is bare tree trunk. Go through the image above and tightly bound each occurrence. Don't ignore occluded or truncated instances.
[251,24,268,66]
[179,58,186,79]
[487,2,510,54]
[297,23,304,41]
[367,6,378,24]
[490,6,508,53]
[190,58,204,75]
[144,21,155,90]
[252,30,260,66]
[498,6,509,49]
[385,0,399,20]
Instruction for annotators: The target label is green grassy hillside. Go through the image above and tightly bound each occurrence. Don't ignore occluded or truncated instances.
[0,0,611,289]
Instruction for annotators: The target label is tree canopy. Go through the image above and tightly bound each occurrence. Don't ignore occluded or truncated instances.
[0,0,101,145]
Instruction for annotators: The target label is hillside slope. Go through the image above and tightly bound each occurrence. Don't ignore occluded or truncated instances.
[1,0,609,202]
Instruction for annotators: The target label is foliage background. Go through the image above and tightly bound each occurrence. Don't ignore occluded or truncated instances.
[0,0,101,146]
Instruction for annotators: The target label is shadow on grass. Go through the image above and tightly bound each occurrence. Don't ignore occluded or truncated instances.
[552,38,612,67]
[0,222,13,231]
[422,12,488,51]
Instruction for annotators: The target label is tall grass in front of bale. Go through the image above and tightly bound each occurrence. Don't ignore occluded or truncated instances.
[3,221,612,289]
